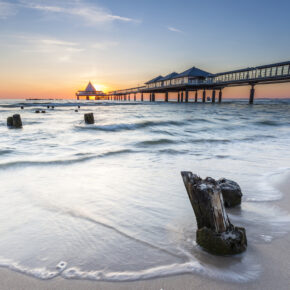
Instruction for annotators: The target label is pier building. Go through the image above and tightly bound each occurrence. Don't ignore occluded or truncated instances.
[76,82,106,100]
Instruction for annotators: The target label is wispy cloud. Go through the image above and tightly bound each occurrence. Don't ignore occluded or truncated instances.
[0,1,17,19]
[18,0,138,25]
[168,26,184,34]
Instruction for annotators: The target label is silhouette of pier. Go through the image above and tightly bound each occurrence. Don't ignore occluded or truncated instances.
[105,61,290,104]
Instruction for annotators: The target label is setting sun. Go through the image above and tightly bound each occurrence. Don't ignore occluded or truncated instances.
[93,83,107,92]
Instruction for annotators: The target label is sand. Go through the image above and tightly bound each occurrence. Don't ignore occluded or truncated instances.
[1,176,290,290]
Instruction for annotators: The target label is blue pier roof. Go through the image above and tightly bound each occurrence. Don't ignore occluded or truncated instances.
[174,67,213,78]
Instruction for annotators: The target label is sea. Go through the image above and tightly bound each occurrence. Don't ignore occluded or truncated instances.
[0,98,289,282]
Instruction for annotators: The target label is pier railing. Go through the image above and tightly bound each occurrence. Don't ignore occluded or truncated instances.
[109,61,290,94]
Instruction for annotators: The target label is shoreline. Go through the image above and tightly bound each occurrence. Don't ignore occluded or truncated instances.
[1,171,290,289]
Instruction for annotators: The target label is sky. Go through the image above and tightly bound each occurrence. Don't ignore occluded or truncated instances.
[0,0,290,99]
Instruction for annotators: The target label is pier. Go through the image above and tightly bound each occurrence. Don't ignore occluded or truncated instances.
[104,61,290,104]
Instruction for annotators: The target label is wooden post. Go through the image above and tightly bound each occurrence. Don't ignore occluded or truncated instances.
[12,114,23,128]
[165,91,168,102]
[249,84,255,104]
[84,113,94,124]
[178,92,180,103]
[202,90,206,103]
[180,172,247,255]
[181,91,184,103]
[141,93,144,102]
[195,91,198,103]
[212,90,216,103]
[219,89,222,103]
[7,116,13,127]
[185,90,189,103]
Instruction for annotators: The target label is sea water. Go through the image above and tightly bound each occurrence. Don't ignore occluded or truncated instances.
[0,99,289,282]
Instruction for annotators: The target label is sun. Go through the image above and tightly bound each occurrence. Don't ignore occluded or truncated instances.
[93,83,107,92]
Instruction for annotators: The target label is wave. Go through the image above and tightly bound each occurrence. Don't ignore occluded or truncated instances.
[0,149,13,156]
[61,258,260,282]
[75,120,184,132]
[0,255,261,283]
[253,120,280,126]
[0,149,134,170]
[136,139,177,147]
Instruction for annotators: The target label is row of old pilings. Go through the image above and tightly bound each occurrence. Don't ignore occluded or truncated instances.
[181,171,246,256]
[7,105,83,129]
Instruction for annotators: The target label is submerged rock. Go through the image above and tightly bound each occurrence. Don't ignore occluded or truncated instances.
[181,171,247,255]
[218,178,242,207]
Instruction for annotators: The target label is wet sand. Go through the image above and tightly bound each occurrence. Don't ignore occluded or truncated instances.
[1,176,290,290]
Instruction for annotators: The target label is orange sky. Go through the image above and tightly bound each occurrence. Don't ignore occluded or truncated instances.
[1,1,290,99]
[1,78,290,99]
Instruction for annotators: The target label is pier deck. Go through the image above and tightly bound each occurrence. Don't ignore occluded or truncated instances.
[105,61,290,103]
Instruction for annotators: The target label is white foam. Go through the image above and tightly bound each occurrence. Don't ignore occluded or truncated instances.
[61,258,261,283]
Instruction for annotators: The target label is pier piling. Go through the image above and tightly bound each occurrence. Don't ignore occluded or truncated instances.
[212,90,216,103]
[185,90,189,103]
[249,84,255,104]
[202,90,206,103]
[219,89,222,103]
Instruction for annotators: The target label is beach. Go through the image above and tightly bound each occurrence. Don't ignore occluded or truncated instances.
[1,99,290,289]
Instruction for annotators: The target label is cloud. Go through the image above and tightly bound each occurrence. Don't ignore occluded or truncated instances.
[0,1,17,19]
[18,0,137,25]
[168,26,184,34]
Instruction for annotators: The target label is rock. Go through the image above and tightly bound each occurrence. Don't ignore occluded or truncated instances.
[218,178,242,207]
[41,110,46,113]
[51,106,54,109]
[47,105,50,109]
[7,116,13,127]
[78,105,80,109]
[12,114,23,128]
[181,171,247,255]
[35,110,40,113]
[75,109,78,112]
[21,106,24,109]
[84,113,94,124]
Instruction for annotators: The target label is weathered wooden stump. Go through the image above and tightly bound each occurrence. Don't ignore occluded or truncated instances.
[218,178,242,207]
[7,114,22,128]
[7,116,13,127]
[12,114,23,128]
[181,171,247,255]
[84,113,94,124]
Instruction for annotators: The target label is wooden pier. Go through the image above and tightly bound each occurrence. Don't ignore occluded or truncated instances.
[102,61,290,104]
